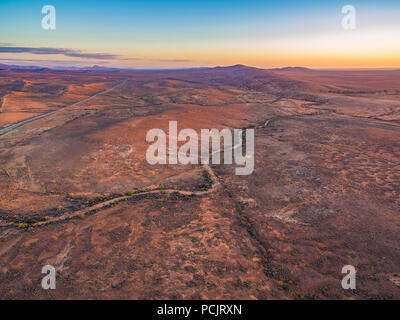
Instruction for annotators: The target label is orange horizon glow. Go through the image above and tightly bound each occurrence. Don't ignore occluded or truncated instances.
[1,1,399,69]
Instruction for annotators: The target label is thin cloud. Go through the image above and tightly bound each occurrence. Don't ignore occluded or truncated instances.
[158,59,194,63]
[0,46,119,60]
[0,57,112,66]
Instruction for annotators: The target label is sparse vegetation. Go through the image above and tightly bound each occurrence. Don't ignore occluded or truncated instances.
[240,219,251,229]
[16,222,28,229]
[2,65,400,300]
[202,169,215,187]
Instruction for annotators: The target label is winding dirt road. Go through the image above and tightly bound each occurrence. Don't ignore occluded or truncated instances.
[0,162,220,230]
[0,140,252,230]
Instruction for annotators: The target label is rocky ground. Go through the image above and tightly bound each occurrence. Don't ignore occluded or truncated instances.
[0,65,399,299]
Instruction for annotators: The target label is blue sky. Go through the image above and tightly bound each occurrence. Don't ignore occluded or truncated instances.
[0,0,399,68]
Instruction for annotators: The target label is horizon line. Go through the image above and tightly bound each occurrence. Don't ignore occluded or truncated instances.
[1,62,400,72]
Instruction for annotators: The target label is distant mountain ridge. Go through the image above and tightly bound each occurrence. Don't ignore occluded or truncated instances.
[269,67,312,71]
[0,63,312,73]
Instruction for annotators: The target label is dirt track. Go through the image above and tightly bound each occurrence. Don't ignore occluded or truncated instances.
[0,79,127,136]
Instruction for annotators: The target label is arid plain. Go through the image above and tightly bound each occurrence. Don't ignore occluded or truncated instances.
[0,65,399,299]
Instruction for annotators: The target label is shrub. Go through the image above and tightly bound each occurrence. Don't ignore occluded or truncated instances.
[240,219,251,229]
[17,222,28,228]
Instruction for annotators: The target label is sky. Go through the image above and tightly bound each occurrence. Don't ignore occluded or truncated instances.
[0,0,399,69]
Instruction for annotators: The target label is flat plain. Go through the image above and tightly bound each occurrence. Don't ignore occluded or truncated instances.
[0,65,399,299]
